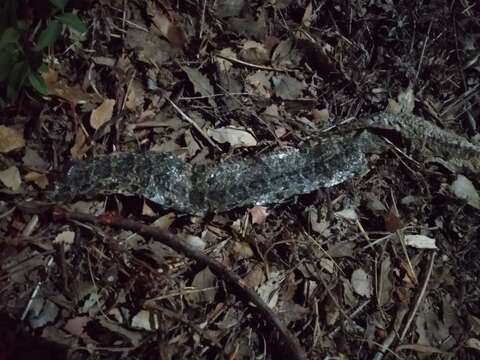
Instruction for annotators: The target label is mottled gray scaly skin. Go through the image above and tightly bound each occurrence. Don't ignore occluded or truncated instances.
[52,136,367,214]
[53,112,480,214]
[363,112,480,160]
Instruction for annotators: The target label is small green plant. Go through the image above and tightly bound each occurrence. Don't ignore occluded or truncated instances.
[0,0,86,106]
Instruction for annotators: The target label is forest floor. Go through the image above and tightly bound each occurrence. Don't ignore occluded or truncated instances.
[1,1,480,359]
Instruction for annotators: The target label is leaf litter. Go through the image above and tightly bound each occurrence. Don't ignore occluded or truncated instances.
[1,1,480,360]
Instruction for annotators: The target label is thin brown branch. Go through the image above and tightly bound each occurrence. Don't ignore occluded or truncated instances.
[53,208,307,360]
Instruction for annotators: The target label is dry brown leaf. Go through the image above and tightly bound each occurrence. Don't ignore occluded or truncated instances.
[90,99,116,130]
[183,66,216,106]
[152,212,176,230]
[187,268,217,303]
[43,68,102,105]
[238,40,270,65]
[125,88,137,112]
[0,126,25,153]
[0,166,22,191]
[231,241,254,261]
[70,127,91,159]
[24,171,49,189]
[466,338,480,351]
[64,316,90,337]
[151,12,186,48]
[242,265,265,289]
[248,205,269,225]
[301,1,313,28]
[384,210,402,232]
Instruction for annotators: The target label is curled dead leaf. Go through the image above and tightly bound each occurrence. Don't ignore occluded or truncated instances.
[207,126,257,147]
[90,99,116,130]
[0,126,25,153]
[0,166,22,191]
[42,68,102,105]
[248,205,269,225]
[24,171,49,189]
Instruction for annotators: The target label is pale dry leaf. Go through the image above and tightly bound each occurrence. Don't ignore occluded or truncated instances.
[142,201,156,216]
[152,212,176,230]
[239,40,270,65]
[248,205,269,225]
[90,99,116,130]
[0,126,25,153]
[131,310,159,331]
[404,235,437,249]
[184,234,206,251]
[231,241,254,261]
[397,87,415,114]
[351,268,372,298]
[53,231,75,251]
[0,166,22,191]
[386,98,402,114]
[24,171,49,189]
[450,175,480,209]
[257,271,282,309]
[465,338,480,351]
[364,192,387,212]
[125,88,137,112]
[207,126,257,147]
[334,208,358,221]
[301,1,313,28]
[183,66,216,106]
[378,256,393,306]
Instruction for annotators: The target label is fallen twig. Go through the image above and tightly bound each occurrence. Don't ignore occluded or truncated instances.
[52,208,307,360]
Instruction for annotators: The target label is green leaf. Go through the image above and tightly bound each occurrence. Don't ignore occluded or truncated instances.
[38,63,49,73]
[36,20,62,49]
[49,0,69,10]
[28,69,48,95]
[0,27,19,48]
[57,13,87,34]
[7,60,28,101]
